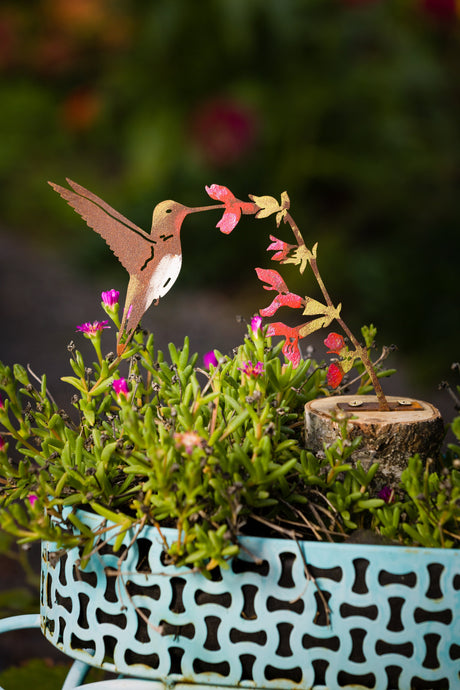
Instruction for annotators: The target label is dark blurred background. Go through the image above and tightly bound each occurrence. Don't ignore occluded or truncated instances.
[0,0,459,414]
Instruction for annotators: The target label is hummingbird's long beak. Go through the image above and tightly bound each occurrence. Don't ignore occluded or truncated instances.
[185,203,225,214]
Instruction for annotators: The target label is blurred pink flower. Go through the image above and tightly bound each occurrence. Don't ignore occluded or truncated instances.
[28,494,38,507]
[174,431,202,455]
[0,435,5,451]
[419,0,458,19]
[112,378,129,397]
[190,98,258,166]
[203,351,218,368]
[251,315,262,332]
[378,486,395,503]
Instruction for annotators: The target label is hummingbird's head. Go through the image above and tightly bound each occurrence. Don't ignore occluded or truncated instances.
[152,199,225,231]
[152,200,190,228]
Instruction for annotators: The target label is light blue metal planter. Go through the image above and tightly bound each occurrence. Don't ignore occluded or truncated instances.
[40,508,460,690]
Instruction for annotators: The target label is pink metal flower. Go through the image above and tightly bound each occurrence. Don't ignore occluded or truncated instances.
[77,320,110,336]
[256,267,303,317]
[267,235,296,262]
[326,362,344,389]
[324,332,346,355]
[205,184,257,234]
[239,361,265,377]
[203,351,218,368]
[101,289,120,308]
[112,378,129,397]
[259,293,303,317]
[266,323,303,368]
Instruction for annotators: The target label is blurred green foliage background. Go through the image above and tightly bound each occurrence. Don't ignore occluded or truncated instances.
[0,0,459,393]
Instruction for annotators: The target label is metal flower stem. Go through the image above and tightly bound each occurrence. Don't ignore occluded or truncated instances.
[286,212,390,411]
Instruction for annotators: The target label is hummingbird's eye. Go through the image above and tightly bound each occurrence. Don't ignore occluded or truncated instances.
[165,208,172,214]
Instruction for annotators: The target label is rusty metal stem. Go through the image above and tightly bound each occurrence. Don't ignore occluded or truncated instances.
[286,214,390,411]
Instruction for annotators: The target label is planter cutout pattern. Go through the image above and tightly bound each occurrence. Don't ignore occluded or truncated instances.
[41,511,460,690]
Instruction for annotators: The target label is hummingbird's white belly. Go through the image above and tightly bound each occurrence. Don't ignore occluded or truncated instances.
[146,254,182,308]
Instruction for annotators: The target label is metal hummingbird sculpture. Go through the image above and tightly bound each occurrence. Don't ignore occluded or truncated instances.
[49,179,227,354]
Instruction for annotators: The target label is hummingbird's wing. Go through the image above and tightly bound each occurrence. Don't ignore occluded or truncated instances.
[49,179,156,275]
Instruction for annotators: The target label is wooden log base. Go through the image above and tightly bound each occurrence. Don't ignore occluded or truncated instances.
[304,395,444,487]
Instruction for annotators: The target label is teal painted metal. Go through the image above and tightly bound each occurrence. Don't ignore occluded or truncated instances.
[40,508,460,690]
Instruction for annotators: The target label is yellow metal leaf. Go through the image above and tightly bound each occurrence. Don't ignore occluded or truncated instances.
[249,195,281,219]
[280,191,290,210]
[298,316,328,338]
[302,297,328,316]
[275,209,288,227]
[283,245,314,273]
[322,303,342,327]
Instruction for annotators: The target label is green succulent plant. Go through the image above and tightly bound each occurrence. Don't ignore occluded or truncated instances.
[0,294,458,574]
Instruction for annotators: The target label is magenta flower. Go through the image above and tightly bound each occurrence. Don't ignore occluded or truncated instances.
[205,184,258,234]
[101,289,120,308]
[0,435,5,451]
[0,395,4,409]
[77,320,110,337]
[251,315,262,332]
[113,378,129,397]
[378,486,395,504]
[28,494,38,507]
[203,351,218,368]
[239,360,264,377]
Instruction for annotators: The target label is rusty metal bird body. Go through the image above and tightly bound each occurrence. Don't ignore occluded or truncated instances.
[49,179,222,353]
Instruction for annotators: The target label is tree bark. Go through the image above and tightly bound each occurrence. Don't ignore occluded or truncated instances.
[304,395,444,487]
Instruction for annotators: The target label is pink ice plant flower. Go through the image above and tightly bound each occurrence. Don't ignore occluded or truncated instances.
[112,378,129,397]
[203,351,218,368]
[251,315,262,332]
[28,494,38,507]
[0,436,5,451]
[101,289,120,308]
[77,320,110,336]
[174,431,203,455]
[378,486,395,504]
[239,360,265,377]
[205,184,258,234]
